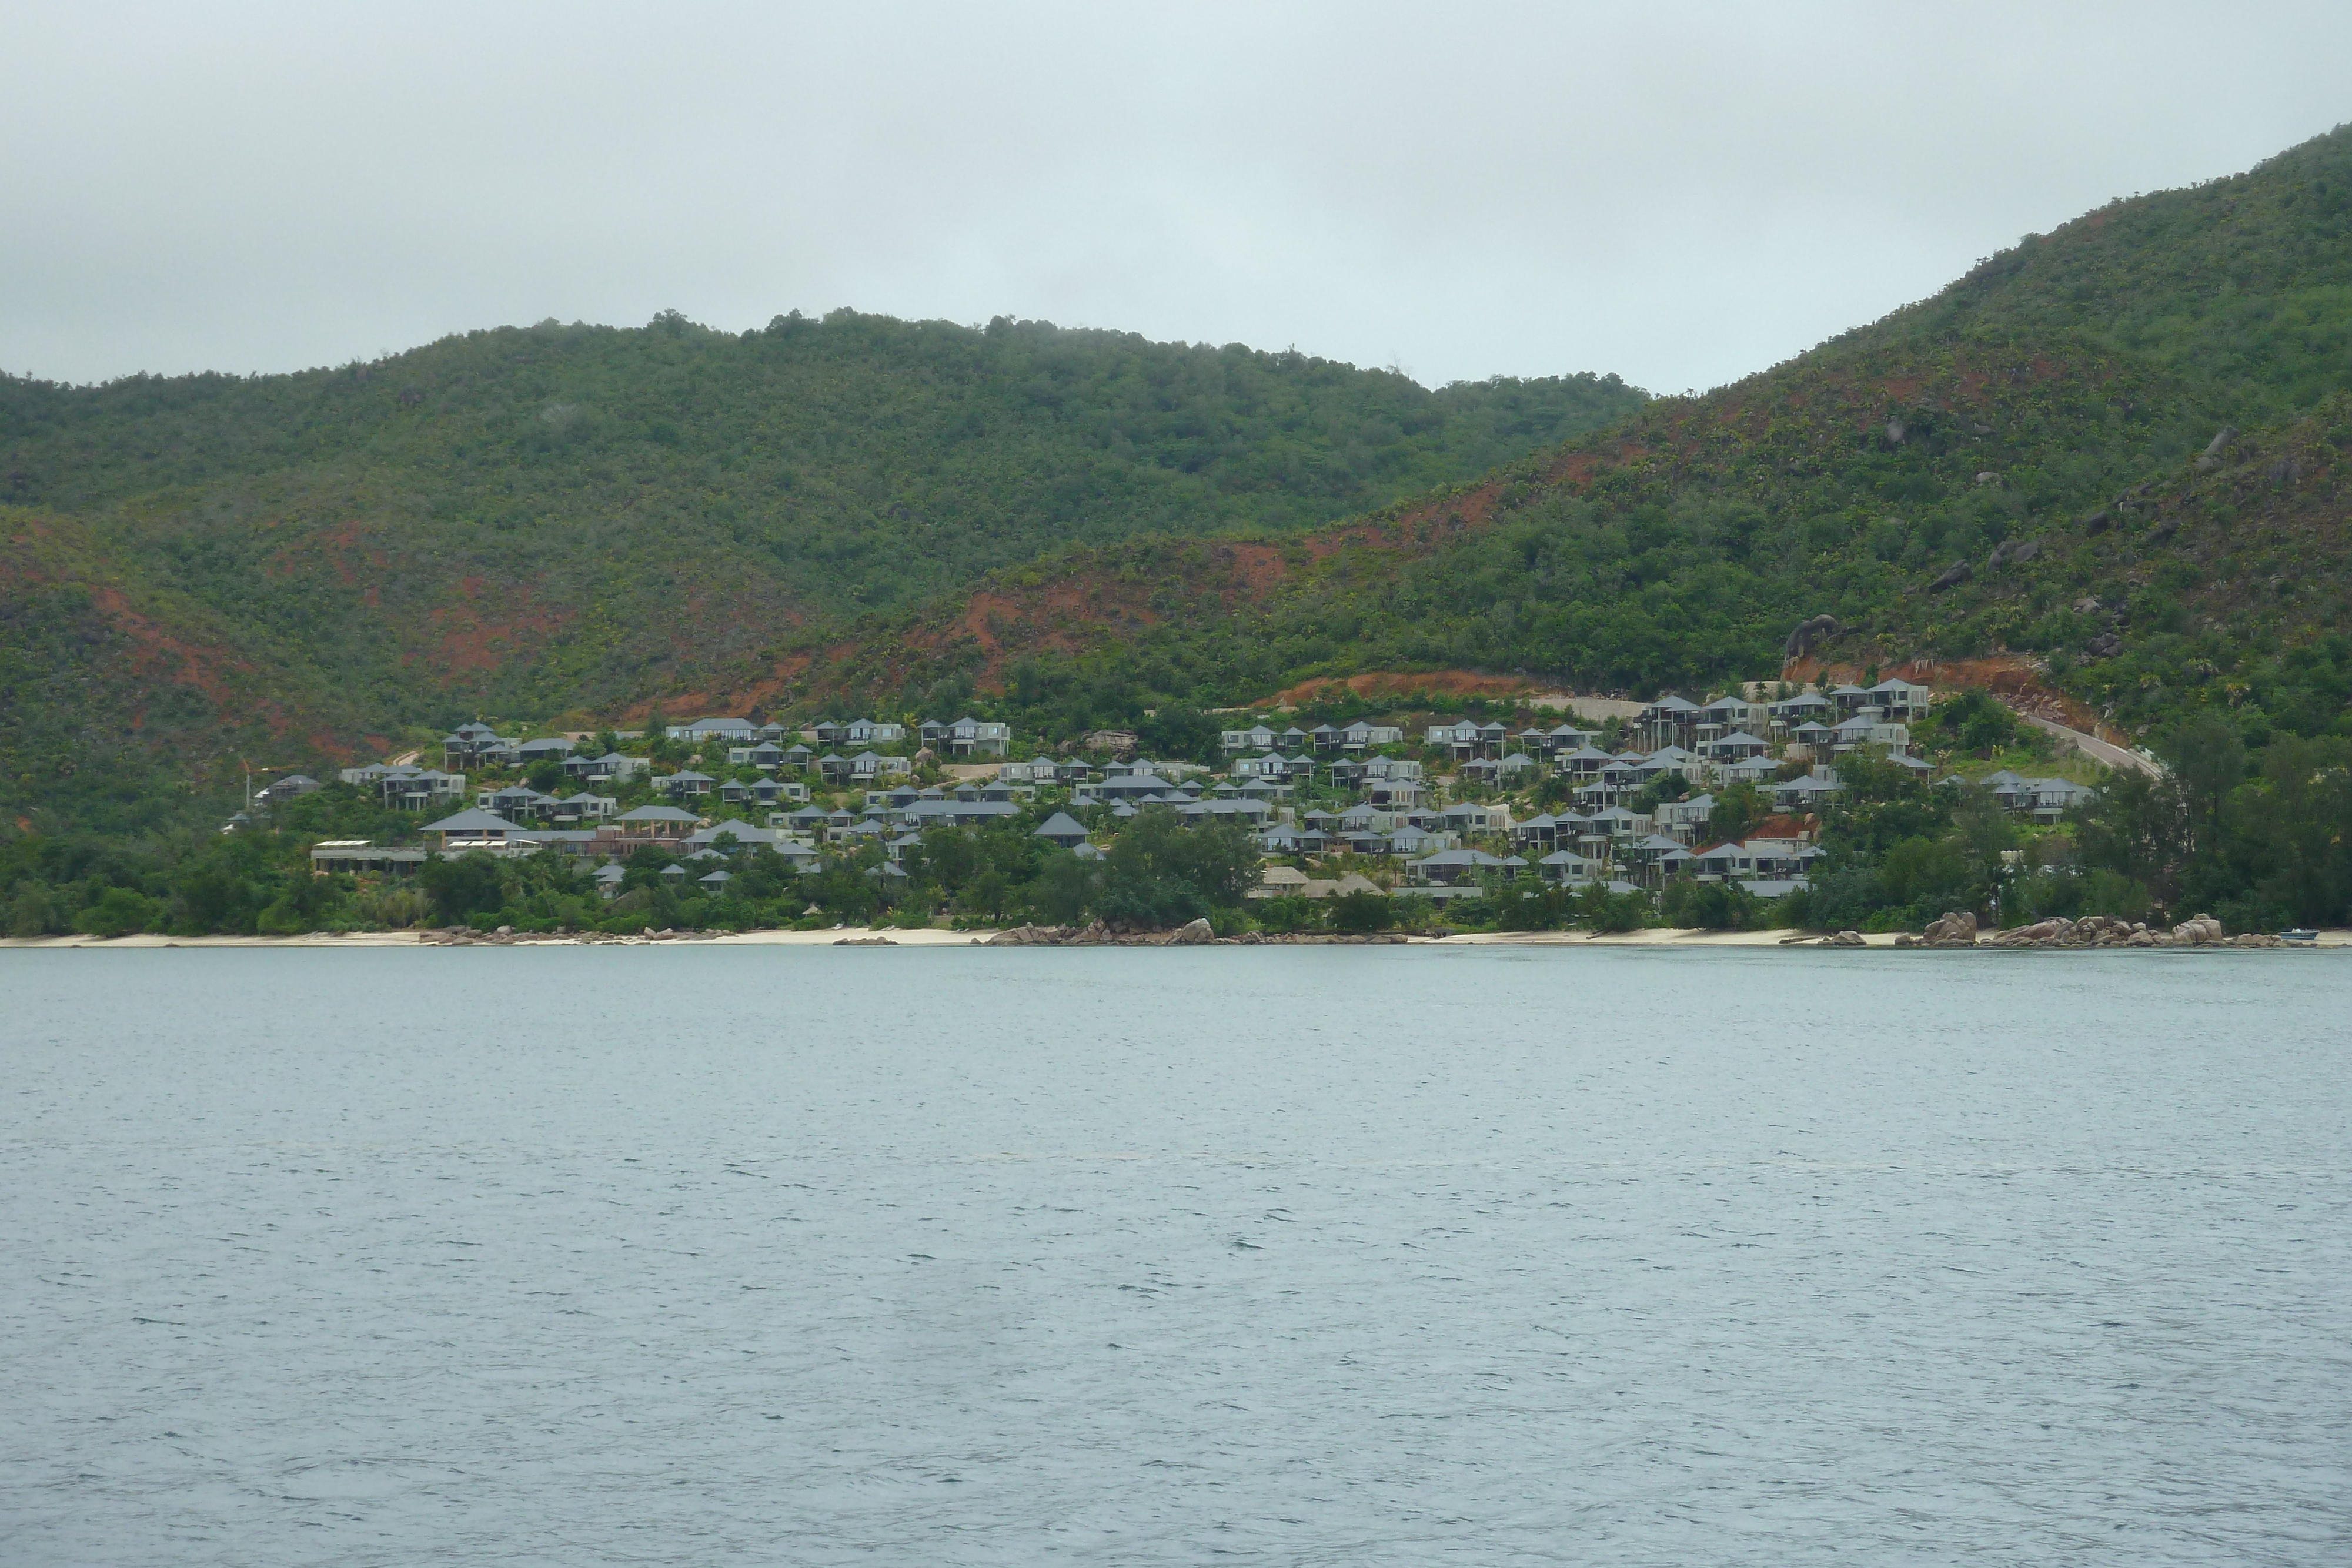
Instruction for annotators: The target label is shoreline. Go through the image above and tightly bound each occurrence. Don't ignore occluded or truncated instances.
[5,927,2346,951]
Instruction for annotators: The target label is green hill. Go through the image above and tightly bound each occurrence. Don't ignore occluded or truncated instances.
[0,504,373,833]
[1899,131,2352,416]
[11,123,2352,831]
[793,125,2352,750]
[0,312,1640,820]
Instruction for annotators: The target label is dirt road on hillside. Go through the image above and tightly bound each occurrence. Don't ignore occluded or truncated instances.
[2021,714,2161,777]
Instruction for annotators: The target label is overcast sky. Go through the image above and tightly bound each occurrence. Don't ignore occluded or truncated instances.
[5,2,2347,394]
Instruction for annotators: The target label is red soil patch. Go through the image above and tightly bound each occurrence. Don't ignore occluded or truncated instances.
[89,587,260,717]
[951,591,1027,659]
[4,519,323,743]
[85,585,329,744]
[1949,367,1994,402]
[876,572,1175,691]
[1786,653,2124,743]
[1379,478,1505,540]
[1896,654,2115,737]
[412,579,574,680]
[1545,451,1610,486]
[620,648,824,726]
[1220,543,1289,597]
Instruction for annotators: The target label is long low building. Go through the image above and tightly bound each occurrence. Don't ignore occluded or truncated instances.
[308,841,430,875]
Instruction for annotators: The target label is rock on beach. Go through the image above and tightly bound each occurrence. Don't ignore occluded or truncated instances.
[1909,910,2284,950]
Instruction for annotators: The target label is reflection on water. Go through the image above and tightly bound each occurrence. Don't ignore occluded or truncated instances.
[3,947,2346,1565]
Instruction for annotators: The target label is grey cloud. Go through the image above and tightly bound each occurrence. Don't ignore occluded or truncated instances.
[4,1,2347,391]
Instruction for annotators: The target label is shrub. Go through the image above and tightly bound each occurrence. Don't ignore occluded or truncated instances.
[8,887,58,938]
[1252,895,1321,933]
[74,887,165,938]
[1658,876,1756,930]
[420,851,507,921]
[1572,882,1651,933]
[255,897,309,935]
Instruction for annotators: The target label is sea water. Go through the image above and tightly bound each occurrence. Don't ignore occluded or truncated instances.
[2,945,2346,1565]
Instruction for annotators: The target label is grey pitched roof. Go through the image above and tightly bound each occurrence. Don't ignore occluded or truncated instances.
[687,820,777,845]
[618,804,702,823]
[1414,848,1509,869]
[421,807,519,833]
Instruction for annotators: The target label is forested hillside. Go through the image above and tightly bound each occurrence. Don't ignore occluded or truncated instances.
[1,314,1639,821]
[11,123,2352,841]
[790,125,2352,752]
[1,506,369,834]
